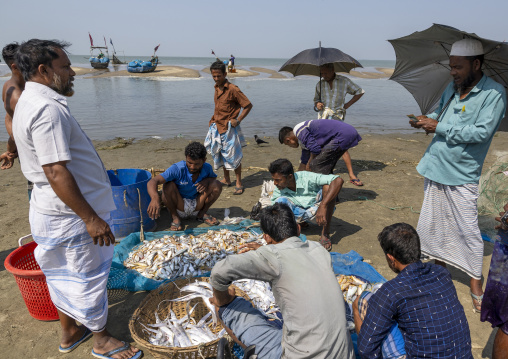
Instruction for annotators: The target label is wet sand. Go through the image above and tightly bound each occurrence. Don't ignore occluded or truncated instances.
[1,131,506,358]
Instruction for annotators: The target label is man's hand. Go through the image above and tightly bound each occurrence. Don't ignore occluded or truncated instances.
[147,198,161,220]
[495,202,508,231]
[84,215,115,246]
[230,118,240,128]
[195,180,209,194]
[305,163,311,171]
[238,242,262,254]
[315,204,328,226]
[316,102,324,111]
[210,286,236,307]
[0,151,16,170]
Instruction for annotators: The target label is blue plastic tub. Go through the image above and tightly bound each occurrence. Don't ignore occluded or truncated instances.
[107,169,156,239]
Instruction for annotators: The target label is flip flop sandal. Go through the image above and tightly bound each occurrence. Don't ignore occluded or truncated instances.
[91,341,143,359]
[349,179,364,186]
[197,214,220,226]
[220,180,233,187]
[233,186,245,195]
[59,328,92,353]
[170,222,182,231]
[470,291,483,313]
[318,236,332,252]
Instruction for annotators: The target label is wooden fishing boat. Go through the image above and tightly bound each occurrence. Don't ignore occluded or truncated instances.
[88,33,110,69]
[127,56,158,73]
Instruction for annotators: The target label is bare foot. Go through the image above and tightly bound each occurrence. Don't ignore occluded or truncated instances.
[93,332,140,359]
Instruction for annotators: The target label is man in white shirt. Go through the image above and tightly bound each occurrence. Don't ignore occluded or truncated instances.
[13,39,141,359]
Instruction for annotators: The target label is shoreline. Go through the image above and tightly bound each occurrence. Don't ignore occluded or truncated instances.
[69,65,394,79]
[0,131,506,358]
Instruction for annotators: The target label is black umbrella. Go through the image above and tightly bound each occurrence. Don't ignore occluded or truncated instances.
[279,42,363,102]
[388,23,508,115]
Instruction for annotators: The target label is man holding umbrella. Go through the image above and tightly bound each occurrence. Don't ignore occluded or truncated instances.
[410,39,507,313]
[314,63,365,185]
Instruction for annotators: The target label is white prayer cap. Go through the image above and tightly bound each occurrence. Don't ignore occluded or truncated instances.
[450,39,484,56]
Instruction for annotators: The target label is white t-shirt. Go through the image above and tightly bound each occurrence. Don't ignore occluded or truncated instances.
[13,82,116,216]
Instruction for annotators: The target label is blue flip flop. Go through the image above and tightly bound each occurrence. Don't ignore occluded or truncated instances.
[58,328,93,353]
[91,341,143,359]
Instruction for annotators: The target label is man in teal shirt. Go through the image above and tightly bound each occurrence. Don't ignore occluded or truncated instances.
[269,158,344,251]
[410,38,507,313]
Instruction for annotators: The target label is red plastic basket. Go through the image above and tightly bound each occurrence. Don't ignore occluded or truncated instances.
[4,240,59,321]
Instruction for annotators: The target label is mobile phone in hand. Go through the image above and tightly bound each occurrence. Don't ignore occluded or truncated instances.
[407,114,419,124]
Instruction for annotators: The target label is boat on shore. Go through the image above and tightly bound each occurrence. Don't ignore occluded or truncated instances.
[127,57,158,73]
[128,44,160,73]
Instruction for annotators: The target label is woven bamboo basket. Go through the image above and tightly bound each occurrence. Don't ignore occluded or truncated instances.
[129,277,249,359]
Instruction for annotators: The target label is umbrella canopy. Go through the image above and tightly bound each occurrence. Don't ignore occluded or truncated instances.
[279,44,363,77]
[389,23,508,115]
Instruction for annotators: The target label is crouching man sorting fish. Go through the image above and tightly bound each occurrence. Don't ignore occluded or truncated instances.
[209,202,354,359]
[354,223,473,359]
[147,142,222,230]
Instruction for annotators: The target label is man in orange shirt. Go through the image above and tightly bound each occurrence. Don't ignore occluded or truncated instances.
[205,61,253,195]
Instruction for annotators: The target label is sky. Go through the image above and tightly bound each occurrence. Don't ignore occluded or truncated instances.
[1,0,507,60]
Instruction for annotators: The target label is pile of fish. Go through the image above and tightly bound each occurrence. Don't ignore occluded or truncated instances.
[232,279,281,321]
[337,275,382,305]
[141,281,225,347]
[124,229,264,280]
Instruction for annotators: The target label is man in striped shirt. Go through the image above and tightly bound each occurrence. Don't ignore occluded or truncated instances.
[314,63,365,186]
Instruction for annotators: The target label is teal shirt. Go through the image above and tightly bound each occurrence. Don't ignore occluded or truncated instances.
[416,75,507,186]
[271,171,339,208]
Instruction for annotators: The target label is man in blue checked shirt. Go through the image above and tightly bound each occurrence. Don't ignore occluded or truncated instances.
[355,223,472,359]
[147,142,222,230]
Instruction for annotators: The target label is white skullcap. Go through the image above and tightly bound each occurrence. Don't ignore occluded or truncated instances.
[450,39,484,56]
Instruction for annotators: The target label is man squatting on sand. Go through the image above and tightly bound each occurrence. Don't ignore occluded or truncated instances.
[147,141,222,230]
[314,62,365,185]
[410,39,507,313]
[210,202,355,359]
[354,223,472,359]
[279,118,361,175]
[268,158,343,251]
[204,60,252,195]
[12,39,141,359]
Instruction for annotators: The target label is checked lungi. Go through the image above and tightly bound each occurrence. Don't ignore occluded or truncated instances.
[417,178,483,279]
[30,208,114,332]
[204,122,246,171]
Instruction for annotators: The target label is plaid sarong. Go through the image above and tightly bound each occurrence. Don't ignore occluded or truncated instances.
[204,122,246,171]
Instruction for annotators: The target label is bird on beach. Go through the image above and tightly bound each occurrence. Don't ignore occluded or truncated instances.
[254,135,269,145]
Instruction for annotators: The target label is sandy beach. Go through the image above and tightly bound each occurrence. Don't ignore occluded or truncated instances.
[0,131,507,358]
[70,65,394,80]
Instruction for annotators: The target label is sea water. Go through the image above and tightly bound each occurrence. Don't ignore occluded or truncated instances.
[0,56,422,141]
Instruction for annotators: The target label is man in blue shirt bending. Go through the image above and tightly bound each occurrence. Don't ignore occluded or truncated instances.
[355,223,472,359]
[409,39,507,312]
[147,142,222,230]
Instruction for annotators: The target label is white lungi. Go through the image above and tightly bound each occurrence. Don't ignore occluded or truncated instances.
[30,208,114,332]
[417,178,483,279]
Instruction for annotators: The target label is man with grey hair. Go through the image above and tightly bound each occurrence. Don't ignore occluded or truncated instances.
[314,63,365,185]
[410,38,507,313]
[13,39,141,358]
